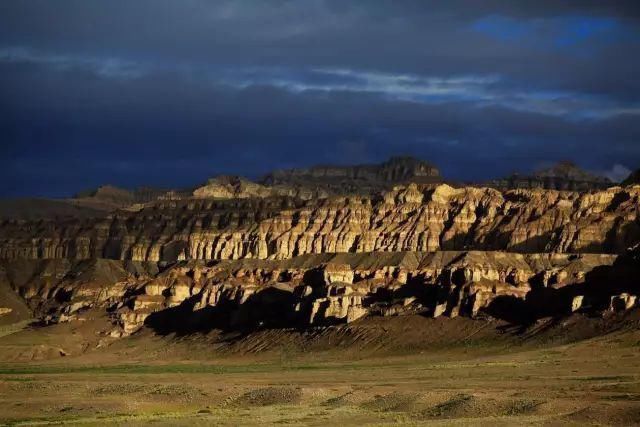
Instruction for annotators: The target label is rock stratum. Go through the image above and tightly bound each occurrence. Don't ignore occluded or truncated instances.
[0,176,638,340]
[262,155,441,194]
[489,161,612,191]
[1,183,639,262]
[0,247,638,338]
[0,157,624,223]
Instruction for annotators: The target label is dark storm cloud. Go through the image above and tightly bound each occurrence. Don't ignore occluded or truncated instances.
[0,1,639,197]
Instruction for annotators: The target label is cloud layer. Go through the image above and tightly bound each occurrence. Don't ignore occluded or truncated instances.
[1,1,639,197]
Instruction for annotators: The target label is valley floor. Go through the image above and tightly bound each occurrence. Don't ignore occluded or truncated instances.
[0,314,639,426]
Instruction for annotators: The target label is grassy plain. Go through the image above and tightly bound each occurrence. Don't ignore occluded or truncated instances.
[0,313,639,425]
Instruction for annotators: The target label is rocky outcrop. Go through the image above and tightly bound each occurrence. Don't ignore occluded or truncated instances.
[262,156,441,195]
[3,158,637,341]
[2,249,633,337]
[192,175,329,201]
[191,157,441,202]
[490,161,612,192]
[609,293,637,312]
[193,176,275,199]
[71,185,175,210]
[1,184,638,262]
[73,185,136,206]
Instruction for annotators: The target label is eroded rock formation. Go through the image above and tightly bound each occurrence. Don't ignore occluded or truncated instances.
[1,248,636,338]
[1,170,638,339]
[262,156,441,194]
[192,175,330,201]
[489,161,612,191]
[1,184,638,262]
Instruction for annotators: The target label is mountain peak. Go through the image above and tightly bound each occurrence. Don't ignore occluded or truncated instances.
[534,161,609,182]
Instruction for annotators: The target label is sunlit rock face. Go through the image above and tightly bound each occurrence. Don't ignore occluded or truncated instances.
[1,173,639,336]
[3,248,637,337]
[1,184,638,262]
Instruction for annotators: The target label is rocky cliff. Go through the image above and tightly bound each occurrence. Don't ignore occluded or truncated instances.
[1,184,638,262]
[0,179,638,340]
[489,161,612,191]
[72,185,175,210]
[192,175,330,201]
[1,248,636,338]
[4,158,620,224]
[262,156,441,195]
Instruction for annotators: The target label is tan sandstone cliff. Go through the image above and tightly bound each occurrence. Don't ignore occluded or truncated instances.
[2,247,637,337]
[1,184,638,262]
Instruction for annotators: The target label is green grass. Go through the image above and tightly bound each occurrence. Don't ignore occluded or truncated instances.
[0,363,298,375]
[1,409,231,426]
[2,376,36,382]
[0,354,487,375]
[0,360,401,375]
[0,353,557,376]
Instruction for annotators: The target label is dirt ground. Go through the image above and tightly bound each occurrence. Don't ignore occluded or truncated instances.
[0,313,639,426]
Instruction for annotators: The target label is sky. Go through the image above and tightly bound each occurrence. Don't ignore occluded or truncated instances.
[1,1,640,197]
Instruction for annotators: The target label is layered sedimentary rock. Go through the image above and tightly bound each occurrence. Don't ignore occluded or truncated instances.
[71,185,177,210]
[262,156,441,194]
[1,248,636,337]
[192,175,329,201]
[193,176,276,199]
[1,184,639,262]
[489,161,612,191]
[3,158,637,342]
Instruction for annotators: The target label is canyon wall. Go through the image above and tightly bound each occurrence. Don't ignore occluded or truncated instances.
[2,247,637,337]
[488,161,612,191]
[1,184,638,262]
